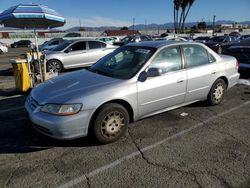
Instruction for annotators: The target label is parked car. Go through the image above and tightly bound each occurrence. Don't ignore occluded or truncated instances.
[97,37,115,45]
[205,36,238,54]
[44,39,117,73]
[229,31,241,38]
[194,36,211,43]
[39,38,66,51]
[26,41,239,144]
[114,35,152,46]
[111,36,120,43]
[64,33,81,37]
[240,35,250,40]
[0,42,8,54]
[223,38,250,71]
[11,40,33,48]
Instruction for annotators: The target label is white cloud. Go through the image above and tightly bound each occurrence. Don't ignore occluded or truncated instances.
[62,16,131,29]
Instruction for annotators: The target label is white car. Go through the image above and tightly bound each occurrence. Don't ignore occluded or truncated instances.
[0,42,8,54]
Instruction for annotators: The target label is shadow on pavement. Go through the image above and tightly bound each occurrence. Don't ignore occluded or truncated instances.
[0,93,99,154]
[0,68,13,76]
[0,118,99,154]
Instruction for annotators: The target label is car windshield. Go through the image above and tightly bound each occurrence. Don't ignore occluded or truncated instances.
[51,40,73,51]
[88,46,156,79]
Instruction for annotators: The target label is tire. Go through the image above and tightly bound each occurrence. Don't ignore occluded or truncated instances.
[46,59,63,73]
[93,103,129,144]
[207,79,226,105]
[0,49,3,54]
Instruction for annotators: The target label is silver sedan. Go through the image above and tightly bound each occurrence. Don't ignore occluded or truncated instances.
[26,41,240,144]
[44,39,117,73]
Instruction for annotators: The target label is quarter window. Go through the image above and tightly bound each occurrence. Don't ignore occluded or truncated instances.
[183,45,210,68]
[149,46,182,73]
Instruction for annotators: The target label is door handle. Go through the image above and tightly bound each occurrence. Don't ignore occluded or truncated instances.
[211,71,217,74]
[177,78,185,83]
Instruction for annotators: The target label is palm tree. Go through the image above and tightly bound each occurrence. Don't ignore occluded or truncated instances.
[181,0,195,32]
[173,0,195,33]
[174,0,183,34]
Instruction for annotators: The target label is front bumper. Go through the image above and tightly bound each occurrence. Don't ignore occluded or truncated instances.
[25,96,95,140]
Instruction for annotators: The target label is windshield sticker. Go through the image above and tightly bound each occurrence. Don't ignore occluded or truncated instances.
[136,49,151,54]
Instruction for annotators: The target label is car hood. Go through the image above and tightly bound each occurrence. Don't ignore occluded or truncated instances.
[31,69,119,104]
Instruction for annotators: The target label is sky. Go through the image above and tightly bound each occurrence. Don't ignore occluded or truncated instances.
[0,0,250,29]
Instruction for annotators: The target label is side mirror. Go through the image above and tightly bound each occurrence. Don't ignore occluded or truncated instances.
[147,67,162,77]
[138,68,162,82]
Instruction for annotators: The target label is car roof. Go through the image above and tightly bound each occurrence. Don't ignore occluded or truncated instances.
[69,39,104,42]
[126,40,185,48]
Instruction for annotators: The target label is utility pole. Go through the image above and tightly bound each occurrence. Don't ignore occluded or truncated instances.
[212,15,216,36]
[132,18,135,32]
[145,19,147,34]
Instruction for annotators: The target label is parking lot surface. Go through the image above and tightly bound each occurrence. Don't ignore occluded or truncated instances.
[0,48,250,188]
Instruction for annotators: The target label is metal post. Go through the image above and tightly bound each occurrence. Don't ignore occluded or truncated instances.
[212,15,216,36]
[133,18,135,32]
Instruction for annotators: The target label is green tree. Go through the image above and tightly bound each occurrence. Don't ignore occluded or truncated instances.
[197,21,207,29]
[120,26,129,30]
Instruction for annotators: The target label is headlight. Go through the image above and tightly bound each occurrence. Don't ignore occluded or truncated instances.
[41,104,82,116]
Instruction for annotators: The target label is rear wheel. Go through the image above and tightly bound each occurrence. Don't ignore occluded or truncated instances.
[46,59,63,73]
[207,79,226,105]
[0,49,3,54]
[93,103,129,144]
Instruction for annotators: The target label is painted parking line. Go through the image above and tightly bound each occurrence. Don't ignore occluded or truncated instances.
[0,106,24,113]
[0,94,23,100]
[58,100,250,188]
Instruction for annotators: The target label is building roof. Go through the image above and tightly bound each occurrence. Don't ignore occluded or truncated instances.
[103,30,140,36]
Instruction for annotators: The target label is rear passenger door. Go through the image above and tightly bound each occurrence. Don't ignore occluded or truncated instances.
[182,44,219,102]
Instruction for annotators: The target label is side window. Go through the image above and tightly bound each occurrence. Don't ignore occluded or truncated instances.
[89,41,106,49]
[70,42,86,51]
[183,45,210,68]
[149,46,182,74]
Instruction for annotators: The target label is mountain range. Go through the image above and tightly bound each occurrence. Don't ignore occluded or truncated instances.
[66,20,250,32]
[1,20,249,32]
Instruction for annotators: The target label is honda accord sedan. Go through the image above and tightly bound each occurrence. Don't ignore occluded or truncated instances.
[44,39,117,73]
[26,41,240,144]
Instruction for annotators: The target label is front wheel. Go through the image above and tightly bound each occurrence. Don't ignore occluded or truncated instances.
[93,103,129,144]
[207,79,226,105]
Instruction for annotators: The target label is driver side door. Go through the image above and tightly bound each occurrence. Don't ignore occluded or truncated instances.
[137,46,187,117]
[62,41,88,68]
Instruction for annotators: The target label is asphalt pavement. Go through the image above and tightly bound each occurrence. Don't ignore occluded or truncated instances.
[0,48,250,188]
